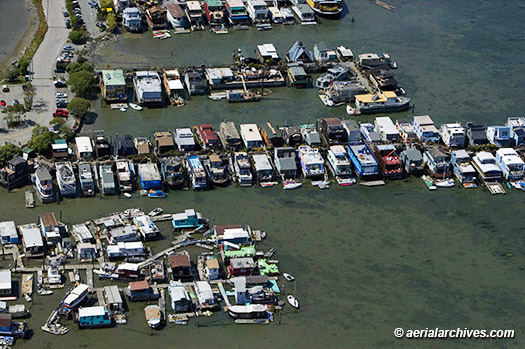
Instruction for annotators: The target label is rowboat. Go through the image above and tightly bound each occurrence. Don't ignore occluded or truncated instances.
[129,103,143,111]
[287,295,299,308]
[283,273,294,281]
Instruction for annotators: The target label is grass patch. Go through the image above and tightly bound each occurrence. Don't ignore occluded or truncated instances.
[16,0,49,76]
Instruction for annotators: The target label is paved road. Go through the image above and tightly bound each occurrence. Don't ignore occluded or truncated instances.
[0,0,70,146]
[78,0,100,38]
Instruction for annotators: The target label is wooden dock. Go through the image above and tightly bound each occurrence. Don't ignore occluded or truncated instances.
[86,267,94,289]
[21,273,34,297]
[96,289,106,307]
[159,288,166,320]
[217,282,230,308]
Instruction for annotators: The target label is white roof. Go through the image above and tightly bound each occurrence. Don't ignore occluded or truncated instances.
[175,128,196,146]
[413,115,435,126]
[19,223,43,247]
[222,227,250,240]
[168,80,184,90]
[187,1,201,10]
[79,306,106,317]
[375,116,398,134]
[194,281,214,301]
[169,285,190,302]
[228,304,267,313]
[75,137,93,153]
[104,285,123,304]
[240,124,263,142]
[122,241,144,250]
[251,154,272,171]
[0,221,17,238]
[77,242,97,251]
[257,44,279,59]
[52,143,68,150]
[117,262,139,271]
[268,7,282,17]
[172,208,196,221]
[336,46,353,57]
[496,148,525,165]
[72,224,93,241]
[0,270,11,290]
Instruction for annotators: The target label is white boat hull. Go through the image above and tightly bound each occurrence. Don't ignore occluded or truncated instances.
[287,295,299,308]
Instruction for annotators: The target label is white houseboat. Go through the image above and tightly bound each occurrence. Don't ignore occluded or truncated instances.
[234,152,253,186]
[62,283,89,309]
[440,123,466,148]
[327,145,356,185]
[133,215,160,240]
[55,162,76,197]
[450,150,477,188]
[297,145,324,179]
[472,152,502,183]
[495,148,525,181]
[133,71,163,104]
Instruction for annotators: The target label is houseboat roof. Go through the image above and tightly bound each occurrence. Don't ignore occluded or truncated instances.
[197,124,218,143]
[172,208,197,221]
[206,0,222,6]
[40,212,58,227]
[496,148,524,165]
[227,0,245,8]
[154,131,174,147]
[104,285,122,304]
[343,119,360,131]
[134,71,161,93]
[315,42,329,53]
[75,136,93,153]
[355,91,397,104]
[186,1,201,11]
[322,117,343,126]
[206,258,219,269]
[402,148,423,160]
[220,121,241,140]
[413,115,435,126]
[330,145,347,155]
[287,41,313,62]
[19,223,43,247]
[0,221,16,239]
[228,304,267,314]
[348,144,377,165]
[175,128,196,146]
[215,225,249,240]
[138,163,161,181]
[299,146,323,164]
[169,285,190,301]
[167,79,183,91]
[452,149,470,159]
[194,281,214,300]
[426,147,448,159]
[206,68,234,81]
[230,257,256,269]
[288,65,307,77]
[240,124,263,142]
[117,262,140,271]
[257,44,279,59]
[129,280,149,291]
[35,167,52,181]
[166,3,184,17]
[168,253,191,268]
[0,270,11,291]
[134,137,150,155]
[252,154,272,170]
[336,46,353,57]
[250,0,266,5]
[101,70,125,86]
[78,306,106,318]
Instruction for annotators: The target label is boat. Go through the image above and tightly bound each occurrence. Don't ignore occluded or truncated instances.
[298,145,325,180]
[25,190,35,208]
[287,295,299,308]
[99,164,117,195]
[421,175,437,190]
[129,103,142,111]
[423,148,452,178]
[148,190,167,198]
[62,284,89,309]
[471,152,502,183]
[144,305,162,329]
[373,144,403,179]
[228,304,270,323]
[148,208,163,217]
[495,148,525,182]
[305,0,342,17]
[327,145,356,186]
[186,155,209,190]
[400,149,424,177]
[24,294,32,302]
[354,91,410,115]
[134,214,161,240]
[292,4,317,25]
[260,181,277,188]
[145,5,168,30]
[149,260,165,281]
[78,163,96,197]
[160,157,185,189]
[203,154,231,187]
[251,153,276,185]
[281,7,295,24]
[166,3,189,29]
[347,143,382,181]
[226,89,261,103]
[0,336,14,346]
[435,178,455,188]
[116,160,135,193]
[185,1,205,31]
[283,181,302,190]
[256,23,272,31]
[120,106,128,112]
[283,273,295,281]
[346,104,360,116]
[37,288,53,296]
[314,180,330,189]
[234,152,253,186]
[319,94,334,106]
[32,167,54,202]
[123,193,132,198]
[6,304,30,319]
[451,150,477,188]
[122,7,143,32]
[55,162,77,197]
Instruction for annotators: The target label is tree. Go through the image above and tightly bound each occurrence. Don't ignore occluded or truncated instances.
[67,97,90,118]
[107,13,117,32]
[68,71,95,98]
[28,124,58,154]
[66,62,93,74]
[69,30,85,44]
[100,0,113,9]
[6,66,18,82]
[23,83,36,111]
[3,104,25,128]
[0,144,22,167]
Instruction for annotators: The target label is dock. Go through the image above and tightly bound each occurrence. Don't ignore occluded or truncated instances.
[25,190,35,208]
[86,267,94,289]
[359,180,386,187]
[159,288,166,320]
[217,282,231,308]
[21,273,34,298]
[96,289,107,308]
[487,182,506,195]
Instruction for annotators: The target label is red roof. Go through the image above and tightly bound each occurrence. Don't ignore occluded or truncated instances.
[168,254,191,268]
[197,124,219,145]
[129,280,149,291]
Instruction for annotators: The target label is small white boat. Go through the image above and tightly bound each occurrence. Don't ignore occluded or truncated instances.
[129,103,143,111]
[435,178,455,188]
[319,94,334,107]
[421,175,437,190]
[287,295,299,308]
[260,182,277,188]
[317,181,330,189]
[148,207,163,216]
[346,104,360,116]
[37,288,53,296]
[24,294,32,302]
[336,177,356,186]
[283,273,294,281]
[283,181,302,190]
[123,192,132,198]
[208,92,227,101]
[120,106,128,112]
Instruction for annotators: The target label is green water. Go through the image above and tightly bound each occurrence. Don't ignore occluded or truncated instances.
[2,0,525,347]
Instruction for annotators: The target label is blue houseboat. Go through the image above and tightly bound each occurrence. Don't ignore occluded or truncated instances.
[347,143,380,180]
[138,163,162,190]
[172,209,206,230]
[186,155,208,190]
[78,306,112,328]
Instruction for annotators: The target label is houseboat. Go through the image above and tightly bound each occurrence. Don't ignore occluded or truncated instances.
[321,81,365,106]
[227,90,261,103]
[145,5,167,30]
[133,215,160,240]
[186,155,209,190]
[396,119,418,143]
[225,0,249,25]
[354,91,410,115]
[292,4,316,25]
[373,144,403,179]
[240,124,264,149]
[138,163,162,190]
[185,1,205,31]
[62,283,89,309]
[306,0,342,17]
[347,143,380,180]
[172,209,205,230]
[320,118,347,145]
[360,123,381,144]
[203,154,231,187]
[163,69,185,105]
[93,130,111,158]
[144,305,162,329]
[450,150,477,188]
[297,145,325,179]
[196,124,220,149]
[400,149,424,177]
[423,148,452,178]
[160,157,185,189]
[204,0,226,27]
[280,125,303,147]
[166,3,188,29]
[0,314,26,338]
[281,7,295,24]
[268,7,283,24]
[440,123,466,148]
[374,116,400,143]
[300,124,322,147]
[149,260,165,282]
[78,306,112,328]
[78,163,95,197]
[184,69,206,96]
[495,148,525,181]
[472,152,502,183]
[55,162,76,197]
[32,167,54,202]
[413,115,440,143]
[315,65,349,89]
[220,122,242,150]
[327,145,356,185]
[228,304,269,323]
[133,71,163,105]
[246,0,269,23]
[122,7,142,32]
[99,164,117,195]
[251,153,276,184]
[234,152,253,186]
[274,147,298,180]
[115,160,134,192]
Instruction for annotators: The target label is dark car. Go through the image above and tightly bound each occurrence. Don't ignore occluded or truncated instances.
[65,19,71,28]
[63,10,69,17]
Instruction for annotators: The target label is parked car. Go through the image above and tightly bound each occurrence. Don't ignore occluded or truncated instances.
[53,109,69,118]
[12,99,20,105]
[56,100,68,108]
[1,85,9,92]
[63,10,69,17]
[56,92,68,99]
[65,19,71,28]
[54,80,67,88]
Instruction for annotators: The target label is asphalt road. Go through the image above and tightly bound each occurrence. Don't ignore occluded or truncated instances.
[78,0,101,38]
[0,0,70,146]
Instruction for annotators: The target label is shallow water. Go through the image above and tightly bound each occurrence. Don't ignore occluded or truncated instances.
[0,0,30,68]
[2,0,525,348]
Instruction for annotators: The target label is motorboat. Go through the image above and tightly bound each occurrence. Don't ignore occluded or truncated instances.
[55,161,77,197]
[144,305,162,329]
[283,181,302,190]
[421,175,437,190]
[435,178,455,188]
[129,103,143,111]
[287,295,299,308]
[32,167,54,202]
[327,145,356,186]
[148,207,163,216]
[297,145,325,179]
[283,273,295,281]
[234,152,253,187]
[148,190,167,198]
[62,284,89,309]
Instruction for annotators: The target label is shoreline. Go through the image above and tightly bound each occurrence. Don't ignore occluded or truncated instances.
[0,0,41,79]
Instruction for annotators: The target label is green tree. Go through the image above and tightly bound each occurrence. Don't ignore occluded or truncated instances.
[59,124,74,139]
[66,62,93,74]
[68,71,96,98]
[23,83,36,111]
[28,124,58,154]
[69,30,85,44]
[0,144,22,167]
[100,0,113,9]
[6,66,18,82]
[107,13,117,32]
[67,97,90,118]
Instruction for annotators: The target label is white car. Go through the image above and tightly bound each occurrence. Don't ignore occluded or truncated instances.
[56,92,68,98]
